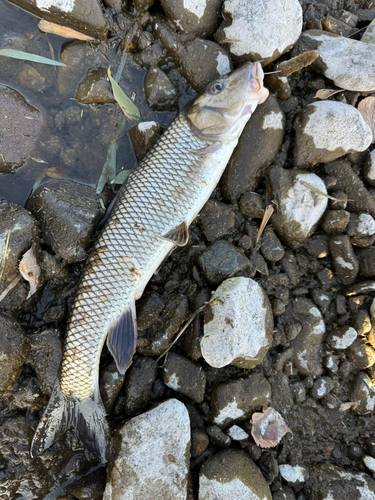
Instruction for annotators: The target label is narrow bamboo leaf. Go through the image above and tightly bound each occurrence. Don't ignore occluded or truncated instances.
[0,48,66,66]
[38,19,96,41]
[315,88,343,99]
[300,180,348,202]
[111,169,132,185]
[96,141,118,194]
[107,67,140,120]
[115,47,128,83]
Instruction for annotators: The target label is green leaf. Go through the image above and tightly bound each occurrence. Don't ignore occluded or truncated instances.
[111,169,132,185]
[96,141,118,194]
[115,47,128,84]
[108,67,140,120]
[0,49,66,66]
[299,180,348,202]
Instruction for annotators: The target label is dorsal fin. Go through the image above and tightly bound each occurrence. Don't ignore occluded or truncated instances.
[163,221,189,246]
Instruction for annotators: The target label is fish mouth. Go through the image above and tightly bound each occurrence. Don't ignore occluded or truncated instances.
[241,62,269,117]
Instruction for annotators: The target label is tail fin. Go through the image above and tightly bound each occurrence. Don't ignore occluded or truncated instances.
[31,381,111,463]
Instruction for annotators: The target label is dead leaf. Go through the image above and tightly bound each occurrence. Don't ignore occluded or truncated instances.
[251,407,292,448]
[358,96,375,143]
[38,20,96,41]
[315,89,344,99]
[339,401,360,412]
[278,50,319,77]
[256,205,274,243]
[19,245,41,299]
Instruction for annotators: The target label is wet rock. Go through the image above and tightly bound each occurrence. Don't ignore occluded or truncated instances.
[294,101,372,168]
[28,329,62,396]
[199,449,271,500]
[196,240,250,286]
[260,228,285,262]
[137,291,165,331]
[258,451,279,484]
[75,68,114,104]
[141,294,189,356]
[267,167,328,249]
[321,210,350,235]
[306,463,375,499]
[0,315,29,395]
[299,31,375,92]
[160,0,221,37]
[10,0,108,39]
[364,150,375,187]
[239,192,264,220]
[201,277,273,369]
[191,430,209,457]
[326,326,357,350]
[279,464,309,487]
[329,235,359,285]
[206,425,231,448]
[220,95,285,201]
[199,200,236,243]
[304,234,329,259]
[345,281,375,296]
[347,213,375,247]
[347,338,375,371]
[226,425,249,441]
[18,63,51,93]
[211,373,271,427]
[270,372,294,416]
[364,456,375,474]
[272,486,296,500]
[26,180,105,263]
[124,356,158,415]
[325,160,375,219]
[99,360,126,412]
[163,352,206,403]
[215,0,302,66]
[311,289,331,314]
[290,298,325,377]
[0,85,44,173]
[104,399,190,500]
[359,247,375,277]
[311,376,334,399]
[129,121,162,161]
[65,468,106,500]
[144,66,178,111]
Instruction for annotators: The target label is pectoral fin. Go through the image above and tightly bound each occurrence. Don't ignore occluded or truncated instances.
[163,221,189,247]
[107,302,137,374]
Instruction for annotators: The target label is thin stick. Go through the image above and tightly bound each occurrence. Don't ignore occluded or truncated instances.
[0,276,21,303]
[256,205,274,244]
[0,230,10,284]
[156,304,207,362]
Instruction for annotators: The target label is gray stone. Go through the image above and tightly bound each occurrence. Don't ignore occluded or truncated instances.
[0,85,44,173]
[123,356,158,416]
[260,228,285,262]
[99,360,126,413]
[347,213,375,247]
[364,150,375,187]
[329,235,359,285]
[160,0,221,37]
[220,95,285,201]
[321,210,350,235]
[136,291,165,331]
[239,192,264,220]
[206,425,231,448]
[9,0,108,39]
[299,31,375,92]
[196,240,250,286]
[202,277,273,369]
[359,247,375,279]
[28,329,62,396]
[326,325,357,350]
[304,234,329,258]
[211,373,271,427]
[199,449,271,500]
[347,339,375,371]
[104,399,190,500]
[75,68,114,104]
[129,121,162,161]
[290,298,325,377]
[163,352,206,403]
[26,179,105,263]
[267,167,328,249]
[311,289,331,313]
[199,200,236,243]
[215,0,302,66]
[144,66,178,111]
[279,464,309,486]
[0,315,29,395]
[294,101,372,168]
[191,430,209,457]
[311,376,334,399]
[226,425,249,441]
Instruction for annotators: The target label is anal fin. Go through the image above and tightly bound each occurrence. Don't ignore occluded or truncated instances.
[163,221,189,247]
[107,301,137,374]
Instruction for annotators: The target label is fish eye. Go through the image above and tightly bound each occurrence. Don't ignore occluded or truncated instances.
[209,81,224,94]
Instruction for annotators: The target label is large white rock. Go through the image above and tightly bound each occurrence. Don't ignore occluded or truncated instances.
[294,101,373,168]
[201,277,273,369]
[103,399,190,500]
[303,32,375,92]
[216,0,302,65]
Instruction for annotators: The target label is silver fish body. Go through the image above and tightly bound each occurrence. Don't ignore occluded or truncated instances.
[31,61,269,462]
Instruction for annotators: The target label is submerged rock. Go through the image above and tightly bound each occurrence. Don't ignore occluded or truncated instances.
[129,121,162,161]
[104,399,190,500]
[267,167,328,249]
[199,449,271,500]
[201,277,273,369]
[220,94,285,202]
[294,101,372,168]
[75,67,115,104]
[144,66,178,111]
[215,0,302,66]
[26,179,105,263]
[0,85,44,173]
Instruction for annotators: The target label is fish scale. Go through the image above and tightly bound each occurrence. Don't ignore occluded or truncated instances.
[60,113,210,399]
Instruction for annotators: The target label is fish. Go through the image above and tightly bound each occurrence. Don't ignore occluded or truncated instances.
[31,61,269,463]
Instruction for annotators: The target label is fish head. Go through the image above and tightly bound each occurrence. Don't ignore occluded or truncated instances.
[187,62,269,142]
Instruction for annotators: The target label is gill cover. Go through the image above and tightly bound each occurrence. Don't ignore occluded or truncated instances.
[187,62,269,142]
